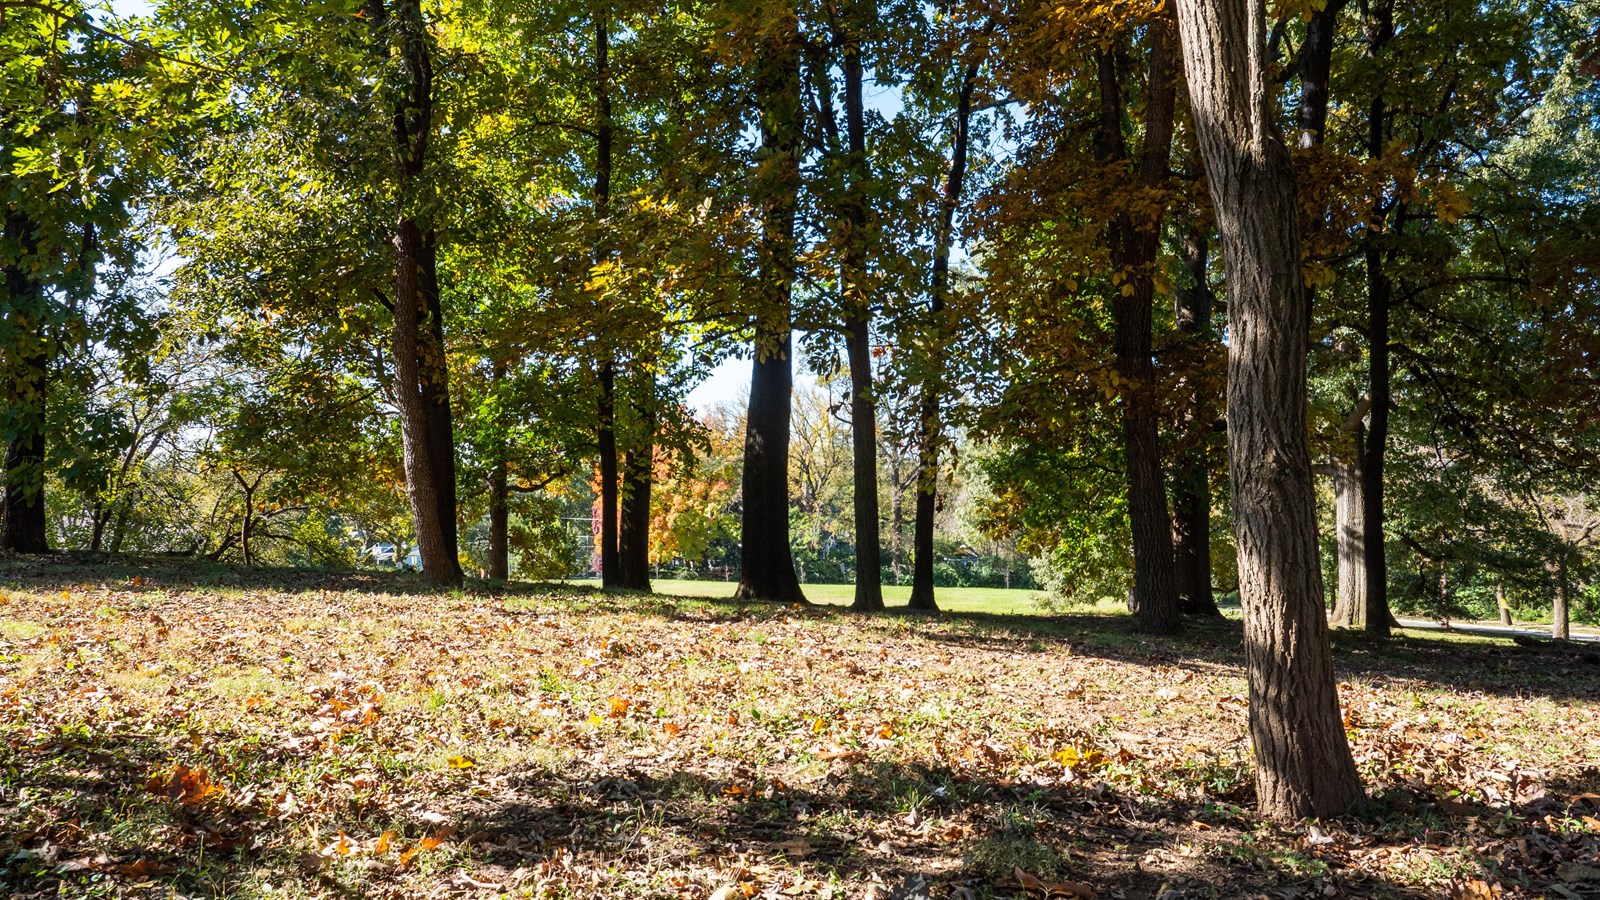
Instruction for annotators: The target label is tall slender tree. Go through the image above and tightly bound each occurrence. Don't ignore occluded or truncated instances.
[370,0,463,586]
[1093,13,1182,633]
[1170,0,1364,820]
[908,27,984,613]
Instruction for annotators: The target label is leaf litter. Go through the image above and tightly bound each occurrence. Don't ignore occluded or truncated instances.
[0,559,1597,898]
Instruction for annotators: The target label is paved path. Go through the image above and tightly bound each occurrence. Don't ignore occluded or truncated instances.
[1394,617,1600,644]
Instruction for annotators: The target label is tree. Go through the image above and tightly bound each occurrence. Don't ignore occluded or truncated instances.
[1092,9,1182,633]
[907,12,987,613]
[1170,0,1364,819]
[735,0,807,604]
[369,0,463,586]
[0,1,188,552]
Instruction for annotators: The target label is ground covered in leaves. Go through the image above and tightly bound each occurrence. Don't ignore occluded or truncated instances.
[3,559,1599,899]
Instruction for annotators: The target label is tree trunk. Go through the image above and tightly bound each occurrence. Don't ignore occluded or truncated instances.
[838,12,883,612]
[488,457,509,580]
[1329,453,1366,626]
[1295,0,1346,148]
[736,7,806,605]
[597,357,621,588]
[1496,582,1512,626]
[593,10,621,591]
[888,458,905,584]
[418,234,461,566]
[909,54,981,613]
[1551,554,1571,641]
[619,401,654,591]
[1360,0,1395,638]
[108,499,131,554]
[372,0,461,586]
[1172,224,1221,616]
[1171,0,1365,821]
[1095,28,1181,634]
[487,359,509,581]
[238,474,255,567]
[89,503,109,554]
[1,210,50,554]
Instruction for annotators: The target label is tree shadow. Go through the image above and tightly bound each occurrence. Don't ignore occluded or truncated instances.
[5,553,1595,702]
[6,725,1493,899]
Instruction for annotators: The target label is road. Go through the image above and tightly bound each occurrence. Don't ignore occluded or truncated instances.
[1394,617,1600,644]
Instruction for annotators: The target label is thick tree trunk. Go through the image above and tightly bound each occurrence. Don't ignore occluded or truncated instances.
[1172,225,1220,616]
[373,0,461,586]
[1329,453,1366,626]
[392,222,459,584]
[619,402,653,591]
[418,235,461,564]
[597,358,621,588]
[1551,555,1571,641]
[1171,0,1365,821]
[1095,30,1181,634]
[909,55,981,613]
[845,321,882,609]
[1496,582,1512,626]
[2,400,48,554]
[736,8,806,604]
[838,14,883,612]
[2,210,49,554]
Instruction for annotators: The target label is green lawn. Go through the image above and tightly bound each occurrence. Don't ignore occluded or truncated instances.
[570,577,1058,615]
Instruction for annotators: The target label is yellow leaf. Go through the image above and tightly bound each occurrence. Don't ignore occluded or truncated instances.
[446,755,475,770]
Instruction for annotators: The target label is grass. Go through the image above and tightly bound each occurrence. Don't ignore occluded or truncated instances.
[1,556,1598,899]
[571,577,1058,615]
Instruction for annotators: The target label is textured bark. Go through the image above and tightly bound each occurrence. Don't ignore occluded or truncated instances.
[418,235,460,562]
[1551,555,1571,641]
[736,8,806,604]
[1360,0,1395,638]
[1095,29,1181,634]
[597,358,621,588]
[619,401,654,591]
[1295,0,1347,148]
[1496,582,1512,626]
[1329,454,1366,626]
[1172,224,1220,616]
[909,54,981,613]
[372,0,461,586]
[1,210,49,554]
[1171,0,1365,821]
[837,9,883,612]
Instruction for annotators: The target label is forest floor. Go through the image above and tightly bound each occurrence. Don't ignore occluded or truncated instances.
[3,558,1599,900]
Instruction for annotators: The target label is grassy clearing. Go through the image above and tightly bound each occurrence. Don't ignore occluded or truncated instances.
[571,578,1059,616]
[1,557,1598,899]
